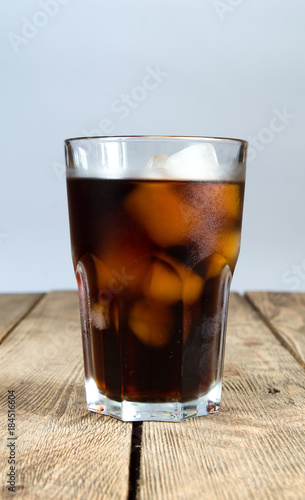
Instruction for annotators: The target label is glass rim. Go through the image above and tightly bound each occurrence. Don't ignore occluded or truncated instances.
[64,135,248,147]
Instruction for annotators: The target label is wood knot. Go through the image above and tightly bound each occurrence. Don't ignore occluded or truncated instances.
[268,387,280,394]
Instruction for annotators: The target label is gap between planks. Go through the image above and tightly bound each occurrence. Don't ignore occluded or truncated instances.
[128,422,143,500]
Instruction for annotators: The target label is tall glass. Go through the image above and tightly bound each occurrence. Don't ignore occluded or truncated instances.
[65,136,247,422]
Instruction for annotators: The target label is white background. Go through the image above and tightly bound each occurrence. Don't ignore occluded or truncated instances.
[1,0,305,293]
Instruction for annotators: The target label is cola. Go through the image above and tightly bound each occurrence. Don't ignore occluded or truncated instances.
[67,177,244,405]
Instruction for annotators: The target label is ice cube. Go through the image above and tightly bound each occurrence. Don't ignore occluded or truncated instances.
[126,255,183,304]
[203,253,229,281]
[91,300,119,331]
[213,230,240,269]
[153,251,204,304]
[144,257,182,304]
[91,301,110,330]
[164,143,220,180]
[146,154,169,177]
[128,299,173,347]
[125,182,203,246]
[182,270,205,304]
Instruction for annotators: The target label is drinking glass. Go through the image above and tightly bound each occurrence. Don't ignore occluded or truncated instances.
[65,136,247,421]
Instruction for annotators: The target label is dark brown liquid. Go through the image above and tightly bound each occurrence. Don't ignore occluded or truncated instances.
[67,178,244,402]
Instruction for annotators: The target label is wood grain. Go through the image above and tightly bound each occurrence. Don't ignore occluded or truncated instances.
[138,293,305,500]
[0,291,132,500]
[246,292,305,368]
[0,294,43,343]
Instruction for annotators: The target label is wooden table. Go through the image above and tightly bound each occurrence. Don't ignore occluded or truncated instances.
[0,292,304,499]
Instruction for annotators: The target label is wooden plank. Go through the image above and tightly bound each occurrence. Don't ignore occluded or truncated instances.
[246,292,305,368]
[138,293,305,500]
[0,291,132,500]
[0,294,43,343]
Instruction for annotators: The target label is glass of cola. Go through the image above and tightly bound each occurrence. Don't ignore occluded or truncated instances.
[65,136,247,422]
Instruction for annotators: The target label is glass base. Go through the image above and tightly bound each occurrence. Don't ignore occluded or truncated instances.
[85,378,222,422]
